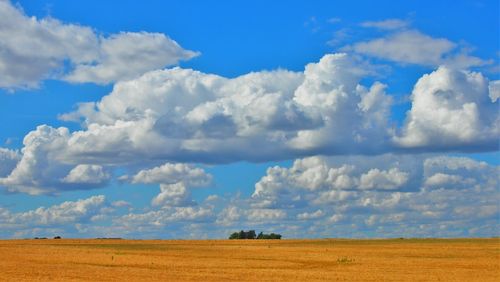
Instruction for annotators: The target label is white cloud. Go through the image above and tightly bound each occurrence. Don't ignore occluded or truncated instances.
[395,67,499,150]
[359,168,409,190]
[489,80,500,102]
[65,32,198,84]
[349,30,487,68]
[0,125,71,194]
[351,30,455,65]
[125,162,212,207]
[152,183,195,207]
[61,164,110,184]
[360,19,409,30]
[253,156,411,200]
[247,209,286,222]
[216,205,241,226]
[424,155,488,171]
[0,195,106,229]
[0,154,497,238]
[297,209,324,220]
[129,163,212,187]
[1,53,498,194]
[57,53,394,164]
[424,173,470,187]
[117,206,214,228]
[0,1,196,88]
[54,54,496,165]
[247,154,499,237]
[0,126,111,194]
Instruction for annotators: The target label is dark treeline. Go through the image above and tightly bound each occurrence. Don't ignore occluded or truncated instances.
[229,230,282,239]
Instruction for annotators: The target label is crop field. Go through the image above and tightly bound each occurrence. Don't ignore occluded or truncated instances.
[0,238,498,281]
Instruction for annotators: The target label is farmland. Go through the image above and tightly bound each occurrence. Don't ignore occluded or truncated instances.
[0,238,498,281]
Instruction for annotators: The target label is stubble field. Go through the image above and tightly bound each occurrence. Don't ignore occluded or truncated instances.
[0,238,498,281]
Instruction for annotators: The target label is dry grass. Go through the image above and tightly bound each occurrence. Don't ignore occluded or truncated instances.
[0,238,498,281]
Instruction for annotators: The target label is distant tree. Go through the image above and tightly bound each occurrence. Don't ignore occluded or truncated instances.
[53,236,61,239]
[229,230,281,240]
[239,230,246,239]
[247,230,256,239]
[268,233,281,239]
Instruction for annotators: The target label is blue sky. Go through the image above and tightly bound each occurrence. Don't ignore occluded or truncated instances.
[0,0,498,239]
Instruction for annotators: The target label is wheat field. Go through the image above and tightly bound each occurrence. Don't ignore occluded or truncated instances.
[0,238,498,281]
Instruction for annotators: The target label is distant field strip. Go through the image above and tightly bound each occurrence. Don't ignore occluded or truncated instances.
[0,238,498,281]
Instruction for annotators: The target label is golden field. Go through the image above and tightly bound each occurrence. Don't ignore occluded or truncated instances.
[0,238,498,281]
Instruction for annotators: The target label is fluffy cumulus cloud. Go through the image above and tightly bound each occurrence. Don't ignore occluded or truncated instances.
[94,154,500,238]
[123,162,212,207]
[395,67,499,150]
[61,164,110,184]
[252,156,414,209]
[0,3,498,240]
[1,154,497,238]
[0,195,108,237]
[0,0,196,88]
[56,53,497,164]
[0,126,110,194]
[35,53,398,166]
[129,163,212,187]
[246,155,499,238]
[1,51,498,195]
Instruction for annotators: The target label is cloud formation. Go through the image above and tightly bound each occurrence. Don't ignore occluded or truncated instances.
[1,50,498,195]
[0,195,107,237]
[246,154,499,238]
[0,0,196,88]
[3,154,496,239]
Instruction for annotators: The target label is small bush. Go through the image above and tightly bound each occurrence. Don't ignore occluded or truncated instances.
[337,256,355,264]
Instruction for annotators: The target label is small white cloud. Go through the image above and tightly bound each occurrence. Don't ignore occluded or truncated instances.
[247,209,286,222]
[327,17,342,24]
[151,183,195,207]
[297,209,324,220]
[130,163,212,187]
[360,19,409,30]
[216,205,241,226]
[425,173,467,187]
[359,168,409,190]
[61,164,110,184]
[489,80,500,102]
[351,30,455,66]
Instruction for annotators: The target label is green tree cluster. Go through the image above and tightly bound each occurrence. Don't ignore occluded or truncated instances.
[229,230,281,239]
